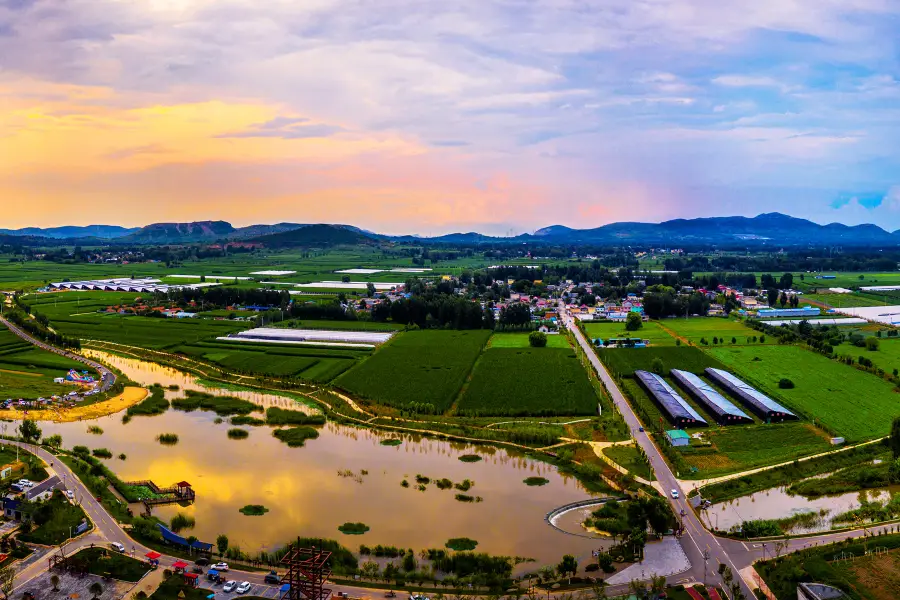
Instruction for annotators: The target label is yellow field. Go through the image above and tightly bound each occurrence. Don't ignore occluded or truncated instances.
[0,386,148,423]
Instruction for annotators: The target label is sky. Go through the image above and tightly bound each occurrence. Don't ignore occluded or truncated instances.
[1,0,899,235]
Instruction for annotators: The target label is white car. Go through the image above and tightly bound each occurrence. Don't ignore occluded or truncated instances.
[223,581,237,593]
[671,489,680,499]
[110,542,125,553]
[212,563,229,572]
[236,582,252,594]
[65,490,75,499]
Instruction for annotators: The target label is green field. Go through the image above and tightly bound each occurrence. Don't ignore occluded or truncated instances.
[677,423,832,478]
[488,332,569,348]
[0,328,94,399]
[336,330,491,412]
[603,444,652,479]
[801,292,889,308]
[457,347,598,416]
[707,345,900,441]
[660,317,763,345]
[599,346,726,378]
[171,340,364,381]
[583,321,677,346]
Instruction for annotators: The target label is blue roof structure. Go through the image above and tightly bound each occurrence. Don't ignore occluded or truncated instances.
[671,369,752,425]
[157,524,214,552]
[705,368,798,421]
[634,370,707,428]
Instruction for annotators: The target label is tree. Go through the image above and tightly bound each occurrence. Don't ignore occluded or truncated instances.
[890,417,900,458]
[0,566,14,600]
[51,574,60,591]
[649,357,666,376]
[19,419,41,444]
[866,337,880,351]
[216,534,229,557]
[88,582,103,600]
[557,555,578,582]
[627,579,648,600]
[366,282,376,298]
[43,434,63,449]
[625,311,642,331]
[186,535,198,554]
[649,575,666,596]
[529,331,548,348]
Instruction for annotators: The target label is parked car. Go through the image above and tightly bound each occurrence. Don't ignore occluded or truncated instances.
[110,542,125,553]
[264,573,280,585]
[212,562,229,571]
[195,558,210,566]
[236,582,252,594]
[670,489,679,499]
[223,581,237,593]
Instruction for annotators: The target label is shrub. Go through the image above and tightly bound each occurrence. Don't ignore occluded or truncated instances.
[238,505,269,516]
[227,428,249,439]
[91,448,112,459]
[778,378,795,389]
[458,454,482,462]
[338,522,370,535]
[445,537,478,551]
[528,331,548,348]
[523,477,549,486]
[156,433,179,445]
[273,426,319,447]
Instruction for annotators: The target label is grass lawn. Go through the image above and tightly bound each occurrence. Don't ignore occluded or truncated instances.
[457,347,598,416]
[71,547,150,581]
[678,423,832,479]
[583,321,677,346]
[150,573,212,600]
[857,337,900,377]
[603,445,652,479]
[336,329,491,412]
[488,332,570,348]
[19,490,91,545]
[707,345,900,441]
[659,317,763,345]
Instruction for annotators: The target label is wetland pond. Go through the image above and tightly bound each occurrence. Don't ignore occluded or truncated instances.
[701,484,898,534]
[43,351,612,567]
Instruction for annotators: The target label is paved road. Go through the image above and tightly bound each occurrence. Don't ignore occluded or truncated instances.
[560,303,755,597]
[0,315,116,393]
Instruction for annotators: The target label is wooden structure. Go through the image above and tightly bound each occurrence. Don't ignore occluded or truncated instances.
[280,541,332,600]
[123,479,196,514]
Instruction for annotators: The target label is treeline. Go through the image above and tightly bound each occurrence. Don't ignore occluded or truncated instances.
[6,306,81,349]
[672,251,900,274]
[370,296,493,329]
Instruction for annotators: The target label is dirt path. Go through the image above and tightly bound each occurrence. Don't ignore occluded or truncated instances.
[655,321,690,345]
[0,386,148,422]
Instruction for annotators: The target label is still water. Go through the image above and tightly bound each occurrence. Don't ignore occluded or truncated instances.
[44,352,612,566]
[700,485,895,534]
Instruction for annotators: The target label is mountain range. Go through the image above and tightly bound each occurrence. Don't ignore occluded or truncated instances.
[2,213,899,247]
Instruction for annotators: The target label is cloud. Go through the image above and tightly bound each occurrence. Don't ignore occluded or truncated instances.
[218,122,345,139]
[0,0,898,231]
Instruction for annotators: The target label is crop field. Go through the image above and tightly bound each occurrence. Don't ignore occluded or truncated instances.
[582,321,676,346]
[457,348,598,416]
[336,329,491,412]
[659,317,762,345]
[599,346,726,378]
[678,423,832,478]
[795,272,900,291]
[276,319,405,331]
[801,292,889,308]
[0,328,93,398]
[707,345,899,441]
[49,313,248,348]
[488,332,569,348]
[171,340,366,381]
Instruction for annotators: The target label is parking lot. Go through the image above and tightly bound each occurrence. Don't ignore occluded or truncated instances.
[197,578,283,598]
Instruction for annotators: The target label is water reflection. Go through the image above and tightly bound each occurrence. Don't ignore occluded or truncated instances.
[47,353,612,567]
[701,485,895,534]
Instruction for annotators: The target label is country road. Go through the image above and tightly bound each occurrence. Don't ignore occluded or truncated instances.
[0,315,116,393]
[560,303,756,598]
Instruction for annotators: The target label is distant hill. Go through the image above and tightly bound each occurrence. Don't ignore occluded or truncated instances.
[119,221,236,243]
[7,212,900,247]
[0,225,139,239]
[250,224,375,248]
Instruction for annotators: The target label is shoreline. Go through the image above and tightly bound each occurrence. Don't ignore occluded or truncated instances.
[0,386,148,423]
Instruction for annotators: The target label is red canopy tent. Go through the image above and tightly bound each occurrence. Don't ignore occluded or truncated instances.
[172,560,189,572]
[145,551,161,560]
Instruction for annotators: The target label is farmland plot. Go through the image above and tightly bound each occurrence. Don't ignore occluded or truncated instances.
[660,317,762,345]
[707,345,899,441]
[582,321,676,346]
[458,348,598,416]
[599,346,726,378]
[336,330,491,412]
